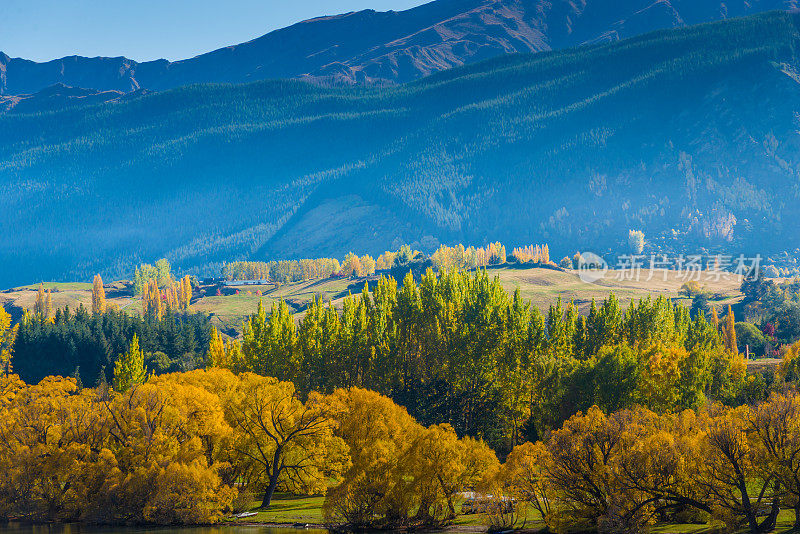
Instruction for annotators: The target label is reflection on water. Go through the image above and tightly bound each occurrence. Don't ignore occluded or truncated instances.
[0,524,330,534]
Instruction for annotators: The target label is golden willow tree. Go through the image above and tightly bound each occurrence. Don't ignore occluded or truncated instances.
[92,274,106,314]
[496,394,800,534]
[226,373,348,508]
[0,368,495,527]
[322,387,498,529]
[0,374,236,524]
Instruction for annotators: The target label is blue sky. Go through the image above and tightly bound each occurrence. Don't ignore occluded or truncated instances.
[2,0,429,62]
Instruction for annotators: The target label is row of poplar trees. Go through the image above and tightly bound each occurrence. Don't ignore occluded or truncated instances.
[208,269,749,452]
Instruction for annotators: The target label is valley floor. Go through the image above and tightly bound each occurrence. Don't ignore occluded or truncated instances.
[0,267,747,335]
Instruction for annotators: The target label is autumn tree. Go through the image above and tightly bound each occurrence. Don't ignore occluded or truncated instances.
[376,251,397,271]
[323,387,423,529]
[33,283,46,317]
[748,392,800,528]
[179,275,193,310]
[780,340,800,382]
[113,334,147,393]
[98,380,235,523]
[143,278,164,319]
[323,388,495,529]
[0,376,235,524]
[92,274,106,314]
[339,252,364,278]
[207,328,227,368]
[722,305,738,354]
[500,441,555,522]
[543,405,623,530]
[0,376,103,521]
[33,283,53,319]
[628,229,645,254]
[403,424,498,522]
[0,306,15,376]
[226,373,347,508]
[695,405,780,533]
[511,244,550,264]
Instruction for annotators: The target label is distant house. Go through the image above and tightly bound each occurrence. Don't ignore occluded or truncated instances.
[222,279,269,286]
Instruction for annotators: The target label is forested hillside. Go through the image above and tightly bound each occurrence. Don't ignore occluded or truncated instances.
[1,12,799,286]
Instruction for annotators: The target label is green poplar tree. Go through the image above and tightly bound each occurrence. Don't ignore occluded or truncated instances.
[113,334,147,392]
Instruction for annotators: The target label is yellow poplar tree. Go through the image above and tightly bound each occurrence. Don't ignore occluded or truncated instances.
[723,305,738,354]
[45,289,53,320]
[144,279,163,319]
[92,274,106,314]
[0,306,16,376]
[33,283,46,317]
[179,276,192,310]
[207,328,227,368]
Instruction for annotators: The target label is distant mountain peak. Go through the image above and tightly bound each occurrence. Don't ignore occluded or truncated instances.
[0,0,795,97]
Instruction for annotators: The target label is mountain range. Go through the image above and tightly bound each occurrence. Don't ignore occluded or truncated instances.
[0,10,798,287]
[0,0,797,97]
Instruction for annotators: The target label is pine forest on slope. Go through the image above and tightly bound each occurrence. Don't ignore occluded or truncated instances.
[0,12,799,286]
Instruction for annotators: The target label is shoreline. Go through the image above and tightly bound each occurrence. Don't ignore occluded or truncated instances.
[2,519,493,533]
[230,521,492,533]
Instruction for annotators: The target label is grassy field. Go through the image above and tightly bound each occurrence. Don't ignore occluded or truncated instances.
[225,493,800,533]
[0,280,134,320]
[191,278,362,331]
[227,493,500,528]
[493,266,743,313]
[228,494,325,524]
[0,267,747,333]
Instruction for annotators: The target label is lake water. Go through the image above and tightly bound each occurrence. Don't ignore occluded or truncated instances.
[0,524,330,534]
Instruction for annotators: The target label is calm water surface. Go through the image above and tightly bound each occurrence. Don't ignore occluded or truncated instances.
[0,524,330,534]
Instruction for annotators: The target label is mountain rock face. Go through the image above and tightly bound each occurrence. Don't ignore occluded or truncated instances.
[0,0,797,95]
[0,84,130,113]
[0,12,799,286]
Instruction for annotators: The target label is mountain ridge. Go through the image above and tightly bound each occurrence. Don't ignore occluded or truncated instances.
[0,12,798,286]
[0,0,797,95]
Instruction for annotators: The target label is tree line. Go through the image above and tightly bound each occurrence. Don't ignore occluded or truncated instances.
[5,364,800,531]
[6,267,800,529]
[208,269,753,452]
[0,369,496,527]
[5,267,774,455]
[496,391,800,533]
[223,241,555,284]
[11,305,211,385]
